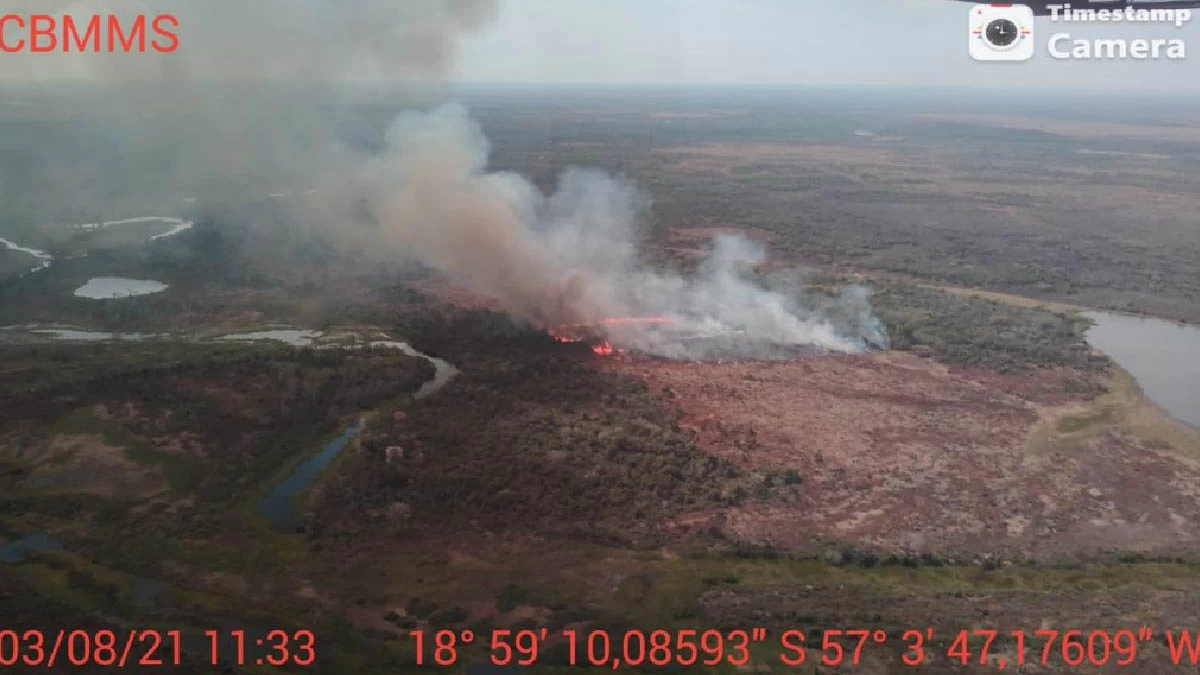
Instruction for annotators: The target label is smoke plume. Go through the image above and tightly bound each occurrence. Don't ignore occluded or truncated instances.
[0,0,496,224]
[354,104,889,358]
[1,0,888,359]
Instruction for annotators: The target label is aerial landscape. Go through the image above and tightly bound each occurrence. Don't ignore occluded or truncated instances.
[3,1,1200,673]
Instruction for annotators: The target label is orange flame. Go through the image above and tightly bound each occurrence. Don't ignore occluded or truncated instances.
[547,316,673,357]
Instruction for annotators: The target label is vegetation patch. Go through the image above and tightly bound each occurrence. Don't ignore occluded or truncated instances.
[871,281,1107,373]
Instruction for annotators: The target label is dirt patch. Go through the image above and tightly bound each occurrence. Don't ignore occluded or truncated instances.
[925,284,1089,315]
[96,403,208,458]
[24,433,167,499]
[653,141,904,165]
[648,111,743,120]
[911,112,1200,145]
[607,351,1200,560]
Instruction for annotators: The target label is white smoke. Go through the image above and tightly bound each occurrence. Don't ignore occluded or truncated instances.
[4,0,889,359]
[0,0,498,222]
[353,104,889,359]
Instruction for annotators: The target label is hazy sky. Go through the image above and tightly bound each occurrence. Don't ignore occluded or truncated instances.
[0,0,1195,91]
[453,0,1199,90]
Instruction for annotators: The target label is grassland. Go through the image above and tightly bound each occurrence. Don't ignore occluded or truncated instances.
[463,88,1200,325]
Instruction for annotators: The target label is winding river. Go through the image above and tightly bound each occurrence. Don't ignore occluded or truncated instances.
[1085,311,1200,429]
[1,216,193,277]
[0,237,53,274]
[259,340,457,533]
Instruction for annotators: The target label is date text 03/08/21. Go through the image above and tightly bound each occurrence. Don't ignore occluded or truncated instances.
[0,629,314,669]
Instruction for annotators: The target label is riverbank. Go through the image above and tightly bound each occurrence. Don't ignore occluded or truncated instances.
[1084,310,1200,430]
[0,216,194,279]
[256,338,457,533]
[925,283,1199,433]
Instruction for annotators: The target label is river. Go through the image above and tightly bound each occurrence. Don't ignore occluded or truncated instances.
[1085,311,1200,429]
[73,277,168,299]
[1,216,193,277]
[259,341,457,533]
[0,236,53,275]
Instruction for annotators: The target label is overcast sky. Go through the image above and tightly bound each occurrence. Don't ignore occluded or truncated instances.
[453,0,1199,91]
[1,0,1196,92]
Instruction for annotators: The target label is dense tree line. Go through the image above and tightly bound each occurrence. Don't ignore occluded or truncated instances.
[870,282,1108,373]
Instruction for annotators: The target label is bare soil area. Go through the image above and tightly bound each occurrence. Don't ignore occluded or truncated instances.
[606,351,1200,561]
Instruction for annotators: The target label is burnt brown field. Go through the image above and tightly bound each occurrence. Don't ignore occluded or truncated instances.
[610,352,1200,560]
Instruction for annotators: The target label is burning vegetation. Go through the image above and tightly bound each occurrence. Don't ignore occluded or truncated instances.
[351,105,889,361]
[547,316,674,357]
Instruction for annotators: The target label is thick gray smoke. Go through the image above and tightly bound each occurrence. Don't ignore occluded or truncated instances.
[2,0,888,359]
[0,0,496,222]
[354,104,889,358]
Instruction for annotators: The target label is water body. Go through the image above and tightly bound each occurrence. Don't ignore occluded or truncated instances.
[0,533,169,609]
[0,236,53,275]
[76,216,194,241]
[0,532,64,563]
[364,339,459,399]
[259,340,457,533]
[149,218,194,240]
[1085,311,1200,429]
[2,216,192,279]
[260,419,367,533]
[0,326,161,341]
[30,329,158,342]
[73,277,168,299]
[216,329,324,347]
